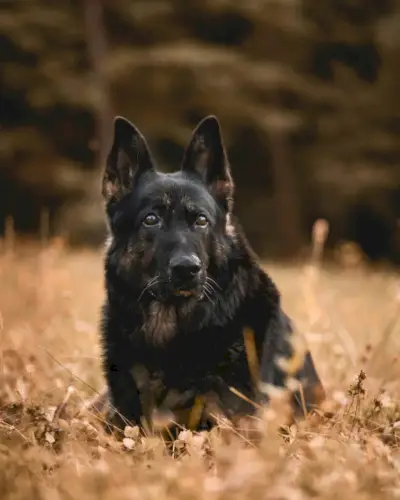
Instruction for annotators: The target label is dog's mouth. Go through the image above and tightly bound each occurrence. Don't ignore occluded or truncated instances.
[140,276,206,302]
[173,289,195,297]
[141,287,199,303]
[169,283,207,301]
[170,276,206,300]
[171,284,205,299]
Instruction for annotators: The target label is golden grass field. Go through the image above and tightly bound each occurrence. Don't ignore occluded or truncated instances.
[0,232,399,499]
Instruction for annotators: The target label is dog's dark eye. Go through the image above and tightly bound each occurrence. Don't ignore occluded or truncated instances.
[194,214,208,228]
[142,213,160,227]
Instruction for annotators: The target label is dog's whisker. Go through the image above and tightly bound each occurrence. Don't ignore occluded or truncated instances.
[203,283,215,296]
[206,276,221,291]
[148,275,161,286]
[140,276,158,291]
[137,276,161,302]
[204,279,215,290]
[203,288,215,307]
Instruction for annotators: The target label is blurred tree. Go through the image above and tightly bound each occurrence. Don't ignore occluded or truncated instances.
[83,0,113,170]
[0,0,399,262]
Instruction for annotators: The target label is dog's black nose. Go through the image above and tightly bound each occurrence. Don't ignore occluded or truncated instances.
[169,254,201,285]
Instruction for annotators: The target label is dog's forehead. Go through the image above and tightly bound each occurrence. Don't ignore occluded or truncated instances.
[138,172,216,211]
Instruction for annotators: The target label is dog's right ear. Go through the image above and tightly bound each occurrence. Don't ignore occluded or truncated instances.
[102,116,155,203]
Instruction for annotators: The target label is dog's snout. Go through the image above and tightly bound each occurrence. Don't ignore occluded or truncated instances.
[169,254,201,284]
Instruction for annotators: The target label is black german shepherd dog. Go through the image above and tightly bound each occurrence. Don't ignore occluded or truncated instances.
[100,114,324,434]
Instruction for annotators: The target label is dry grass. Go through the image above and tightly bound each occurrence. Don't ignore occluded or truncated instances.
[0,229,400,499]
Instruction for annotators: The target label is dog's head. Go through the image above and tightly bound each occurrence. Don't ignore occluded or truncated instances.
[102,115,235,303]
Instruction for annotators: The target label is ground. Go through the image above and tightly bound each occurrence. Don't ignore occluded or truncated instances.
[0,236,399,499]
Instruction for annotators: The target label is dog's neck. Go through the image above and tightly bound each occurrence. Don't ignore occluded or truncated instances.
[140,294,206,345]
[141,301,178,345]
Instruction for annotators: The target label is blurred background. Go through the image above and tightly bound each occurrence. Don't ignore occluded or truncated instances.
[1,0,399,264]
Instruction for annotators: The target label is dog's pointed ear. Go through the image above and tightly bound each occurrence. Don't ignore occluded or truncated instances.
[102,116,155,202]
[181,115,234,211]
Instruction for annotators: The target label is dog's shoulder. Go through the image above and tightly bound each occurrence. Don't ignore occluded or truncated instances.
[225,219,282,309]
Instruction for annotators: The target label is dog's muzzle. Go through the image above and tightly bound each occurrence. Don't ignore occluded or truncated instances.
[168,254,202,296]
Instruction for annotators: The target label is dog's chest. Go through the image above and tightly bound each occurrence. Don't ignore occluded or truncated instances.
[133,331,249,406]
[131,334,256,429]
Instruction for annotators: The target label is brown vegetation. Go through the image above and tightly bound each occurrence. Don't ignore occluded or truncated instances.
[1,228,399,499]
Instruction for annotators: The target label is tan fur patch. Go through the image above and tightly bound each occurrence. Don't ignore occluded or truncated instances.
[226,213,236,238]
[143,302,177,345]
[215,179,232,195]
[118,244,138,272]
[103,179,119,201]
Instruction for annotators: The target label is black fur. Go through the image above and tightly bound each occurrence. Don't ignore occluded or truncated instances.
[100,115,324,434]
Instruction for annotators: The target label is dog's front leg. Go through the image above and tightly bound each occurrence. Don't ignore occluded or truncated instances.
[104,349,143,435]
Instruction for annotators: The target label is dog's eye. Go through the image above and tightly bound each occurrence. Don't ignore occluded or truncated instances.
[194,214,208,228]
[142,213,160,227]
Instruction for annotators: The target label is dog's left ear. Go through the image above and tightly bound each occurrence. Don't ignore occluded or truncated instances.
[181,115,234,211]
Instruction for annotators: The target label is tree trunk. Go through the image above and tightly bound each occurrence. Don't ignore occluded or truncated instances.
[83,0,113,170]
[269,129,304,257]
